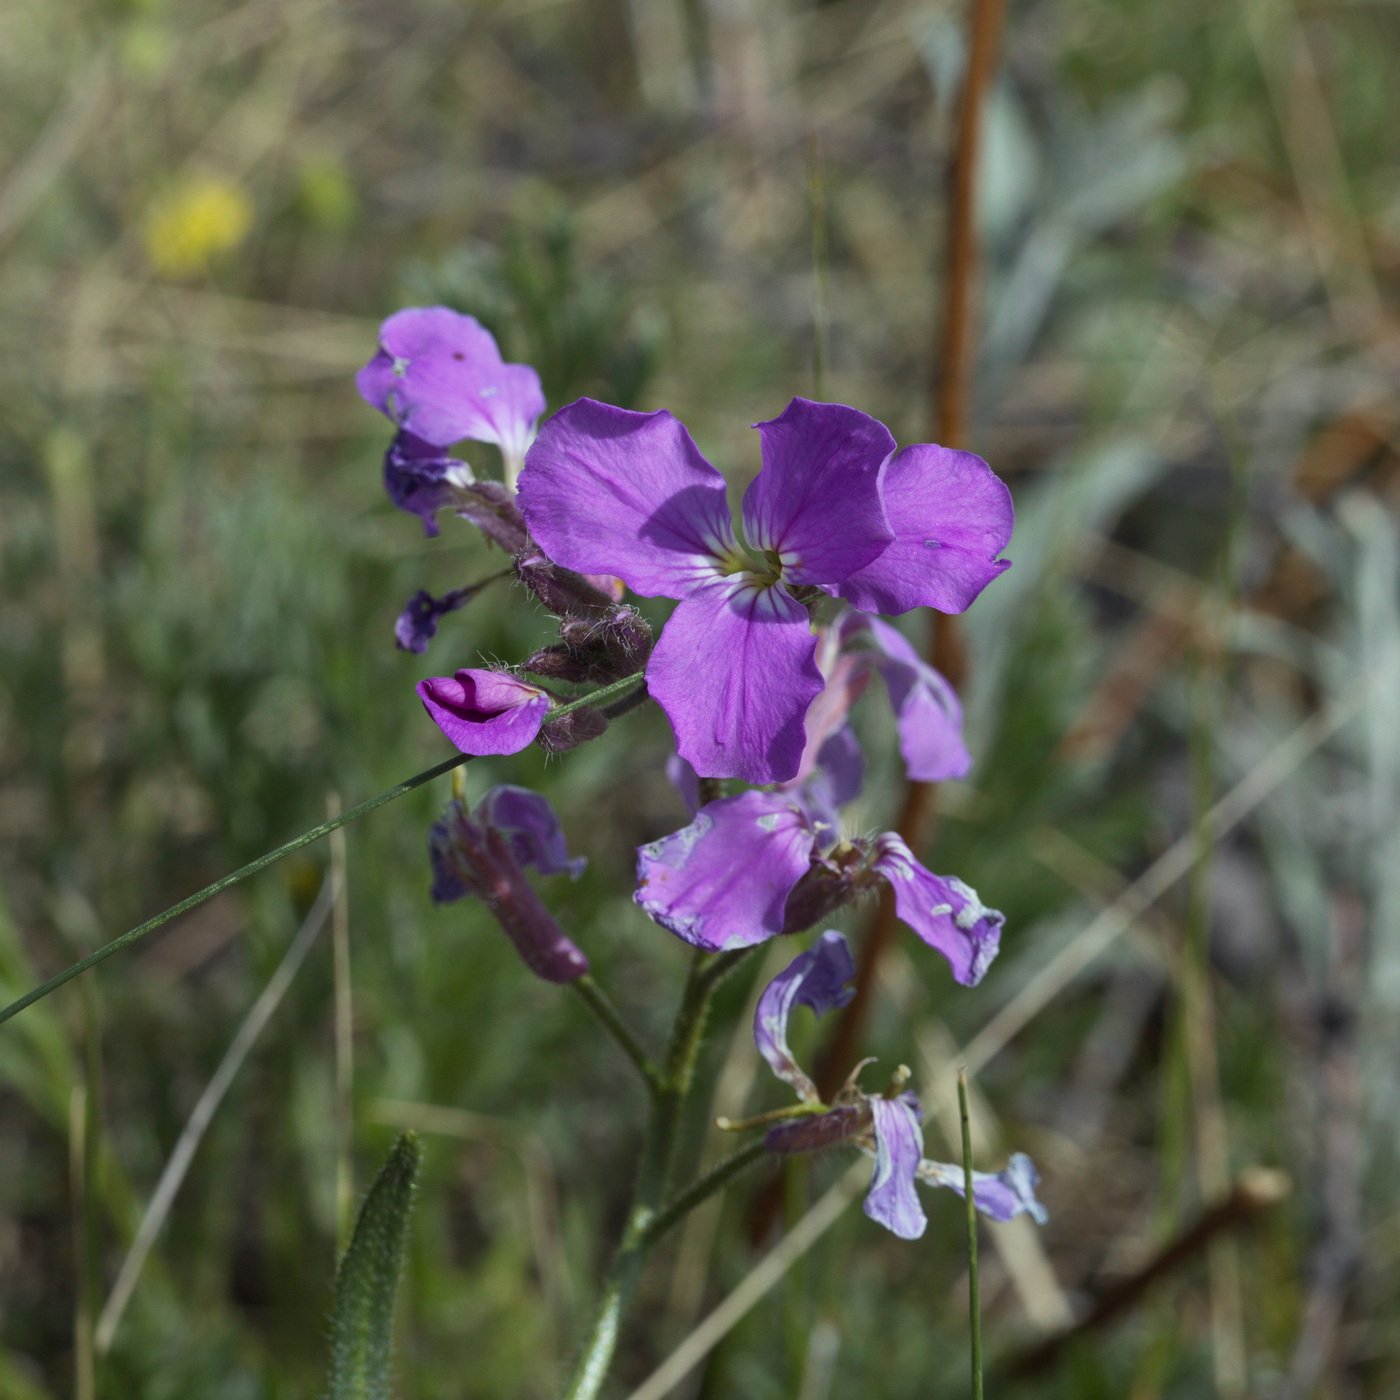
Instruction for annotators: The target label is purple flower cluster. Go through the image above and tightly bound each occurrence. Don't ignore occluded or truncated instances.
[356,306,1040,1244]
[753,932,1046,1239]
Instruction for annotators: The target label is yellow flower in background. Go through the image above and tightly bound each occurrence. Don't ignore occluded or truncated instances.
[143,175,253,277]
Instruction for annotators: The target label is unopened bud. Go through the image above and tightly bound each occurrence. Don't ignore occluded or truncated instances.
[539,704,609,753]
[515,550,618,618]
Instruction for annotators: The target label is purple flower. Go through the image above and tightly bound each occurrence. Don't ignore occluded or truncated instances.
[358,307,546,488]
[751,934,1046,1238]
[634,791,1003,984]
[429,787,588,982]
[395,586,478,654]
[417,670,551,755]
[517,397,1010,783]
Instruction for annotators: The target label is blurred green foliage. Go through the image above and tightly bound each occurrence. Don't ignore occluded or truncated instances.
[0,0,1398,1397]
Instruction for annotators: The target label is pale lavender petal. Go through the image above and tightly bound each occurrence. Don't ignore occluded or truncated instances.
[382,431,465,537]
[864,1094,927,1240]
[357,307,545,464]
[417,670,550,755]
[841,612,971,782]
[916,1153,1048,1224]
[870,834,1003,986]
[647,580,822,784]
[517,400,736,598]
[395,586,474,654]
[743,399,893,584]
[753,930,856,1100]
[476,785,585,879]
[781,640,869,792]
[839,443,1013,615]
[665,753,701,817]
[634,790,814,951]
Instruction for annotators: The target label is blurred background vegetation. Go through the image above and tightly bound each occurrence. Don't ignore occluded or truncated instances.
[2,0,1399,1395]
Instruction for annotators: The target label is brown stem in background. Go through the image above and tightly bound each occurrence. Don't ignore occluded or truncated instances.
[813,0,1003,1102]
[1004,1168,1291,1378]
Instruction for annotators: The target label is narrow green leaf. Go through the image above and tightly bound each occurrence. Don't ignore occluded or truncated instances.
[327,1132,422,1400]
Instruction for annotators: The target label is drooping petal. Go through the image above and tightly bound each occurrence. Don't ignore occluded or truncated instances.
[382,431,468,537]
[394,586,476,654]
[634,790,815,951]
[475,785,585,879]
[869,834,1003,986]
[840,612,970,782]
[753,930,856,1100]
[357,307,545,468]
[839,442,1013,615]
[517,400,737,598]
[647,580,822,784]
[917,1152,1048,1225]
[864,1094,927,1240]
[417,670,550,756]
[744,399,893,585]
[665,753,702,818]
[782,642,870,793]
[426,801,588,981]
[793,728,864,842]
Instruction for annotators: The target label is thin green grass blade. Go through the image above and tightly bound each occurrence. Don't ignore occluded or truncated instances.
[327,1132,422,1400]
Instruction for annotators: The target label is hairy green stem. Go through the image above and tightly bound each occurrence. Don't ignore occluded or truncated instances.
[561,947,746,1400]
[640,1136,770,1250]
[572,975,660,1092]
[0,674,647,1031]
[959,1070,983,1400]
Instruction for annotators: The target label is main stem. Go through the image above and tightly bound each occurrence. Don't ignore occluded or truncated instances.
[561,949,748,1400]
[959,1070,984,1400]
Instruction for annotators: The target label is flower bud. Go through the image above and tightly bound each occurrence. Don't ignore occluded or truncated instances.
[539,704,609,753]
[515,549,619,618]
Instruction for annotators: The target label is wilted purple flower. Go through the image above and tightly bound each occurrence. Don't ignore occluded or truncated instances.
[634,789,1002,984]
[752,933,1045,1239]
[358,307,546,489]
[417,670,551,755]
[519,397,1009,784]
[430,786,588,982]
[395,585,478,654]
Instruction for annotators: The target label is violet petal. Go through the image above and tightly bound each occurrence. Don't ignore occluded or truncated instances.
[634,790,815,951]
[517,399,737,599]
[753,930,856,1100]
[417,670,550,756]
[839,442,1013,615]
[869,835,1003,986]
[646,580,822,784]
[665,753,702,818]
[744,399,894,585]
[864,1094,928,1240]
[475,785,586,879]
[842,612,971,782]
[382,430,464,537]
